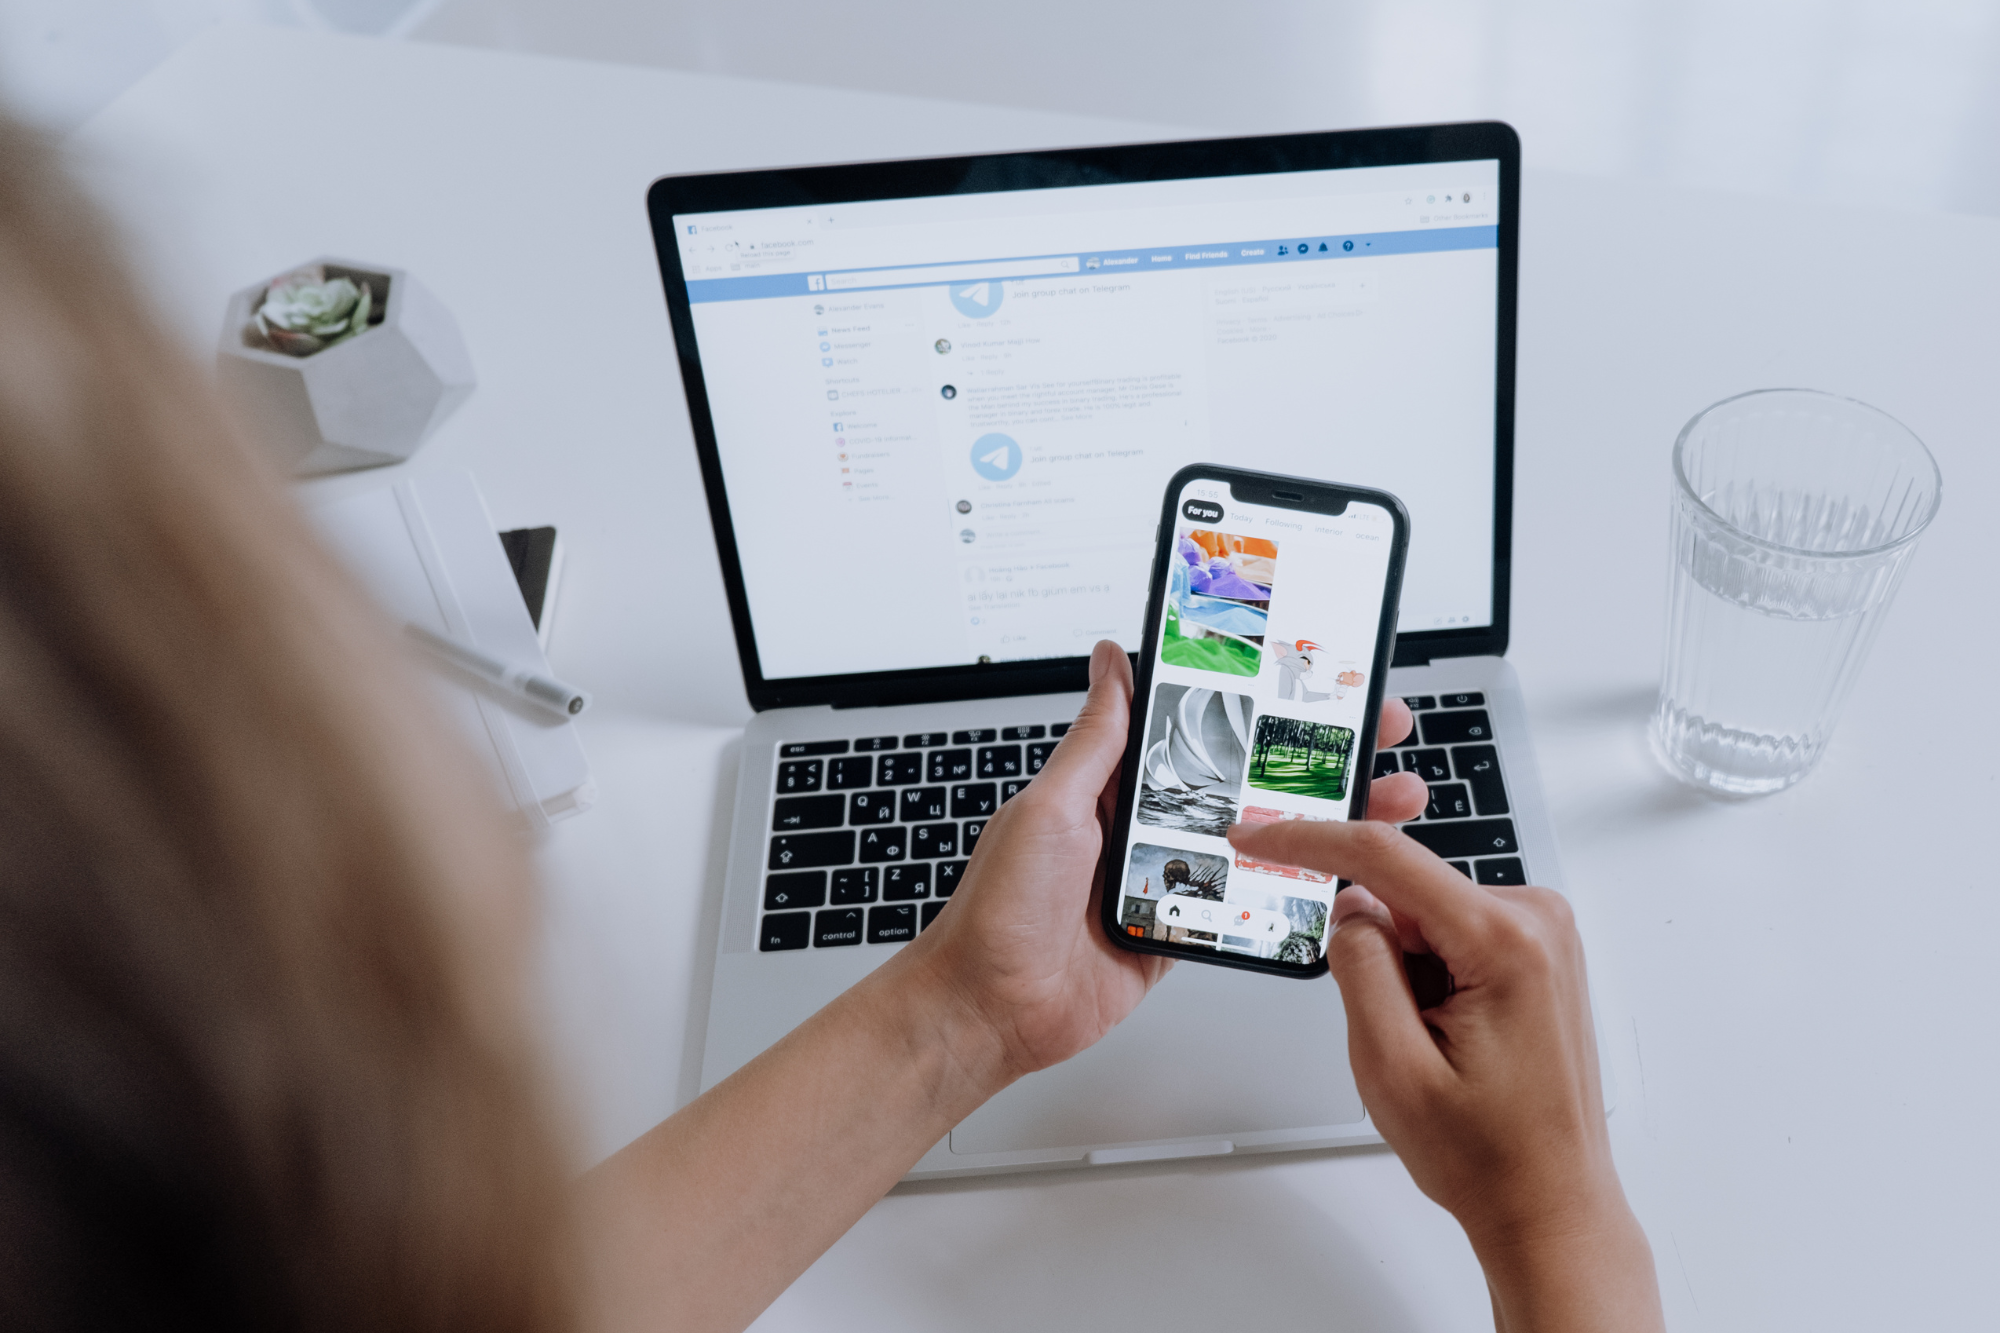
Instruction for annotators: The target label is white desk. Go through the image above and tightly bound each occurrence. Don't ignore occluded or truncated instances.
[80,26,2000,1331]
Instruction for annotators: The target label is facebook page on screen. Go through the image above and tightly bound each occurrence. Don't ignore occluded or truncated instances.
[676,161,1499,681]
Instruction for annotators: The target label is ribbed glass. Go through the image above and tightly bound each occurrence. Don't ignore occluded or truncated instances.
[1650,389,1941,795]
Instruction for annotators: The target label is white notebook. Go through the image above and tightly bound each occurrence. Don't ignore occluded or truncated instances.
[310,470,596,826]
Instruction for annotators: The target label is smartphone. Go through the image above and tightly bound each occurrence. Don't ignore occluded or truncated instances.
[1101,464,1409,979]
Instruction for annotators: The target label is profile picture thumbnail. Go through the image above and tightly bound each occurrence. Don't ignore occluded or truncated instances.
[1160,529,1277,679]
[1120,842,1228,944]
[1246,715,1356,803]
[1137,684,1252,837]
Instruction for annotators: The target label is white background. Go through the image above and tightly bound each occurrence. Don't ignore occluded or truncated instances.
[17,0,2000,218]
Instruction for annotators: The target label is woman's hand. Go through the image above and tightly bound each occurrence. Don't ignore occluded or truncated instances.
[1224,817,1664,1333]
[900,642,1431,1085]
[585,655,1437,1333]
[895,640,1158,1083]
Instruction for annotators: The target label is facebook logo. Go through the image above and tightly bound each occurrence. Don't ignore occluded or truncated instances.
[686,224,696,235]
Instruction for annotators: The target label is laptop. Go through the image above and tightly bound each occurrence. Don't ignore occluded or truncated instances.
[647,122,1563,1178]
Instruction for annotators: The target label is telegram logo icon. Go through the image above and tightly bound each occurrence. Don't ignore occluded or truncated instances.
[949,280,1004,318]
[970,433,1022,481]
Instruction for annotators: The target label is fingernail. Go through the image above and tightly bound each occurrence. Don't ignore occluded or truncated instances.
[1088,640,1109,686]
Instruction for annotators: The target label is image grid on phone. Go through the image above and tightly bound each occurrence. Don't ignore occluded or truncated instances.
[1118,476,1397,967]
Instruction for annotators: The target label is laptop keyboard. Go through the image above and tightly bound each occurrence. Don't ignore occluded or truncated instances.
[1379,692,1527,886]
[758,692,1526,952]
[759,724,1070,951]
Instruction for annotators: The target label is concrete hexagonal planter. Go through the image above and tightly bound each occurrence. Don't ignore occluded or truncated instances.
[217,259,476,475]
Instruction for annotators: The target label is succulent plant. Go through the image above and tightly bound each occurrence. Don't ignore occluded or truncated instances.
[252,265,377,357]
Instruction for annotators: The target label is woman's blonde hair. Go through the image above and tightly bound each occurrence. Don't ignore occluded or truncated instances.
[0,117,574,1330]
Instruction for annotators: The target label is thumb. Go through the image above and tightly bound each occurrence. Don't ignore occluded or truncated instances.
[1326,887,1448,1094]
[1033,640,1131,806]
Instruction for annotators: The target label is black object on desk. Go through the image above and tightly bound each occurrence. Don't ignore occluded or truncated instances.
[499,526,558,632]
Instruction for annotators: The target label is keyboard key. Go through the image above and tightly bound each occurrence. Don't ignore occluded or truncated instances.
[1447,860,1472,878]
[759,911,810,951]
[1475,857,1527,886]
[868,904,917,944]
[1403,748,1451,783]
[928,748,974,782]
[904,731,947,748]
[857,828,906,863]
[827,755,876,789]
[764,871,825,910]
[830,867,877,905]
[977,745,1023,778]
[952,728,998,744]
[920,900,948,930]
[935,860,969,897]
[772,794,844,831]
[775,759,822,793]
[951,783,997,818]
[814,908,864,947]
[883,863,930,900]
[1371,750,1403,781]
[1403,818,1517,860]
[1051,722,1071,737]
[1000,779,1028,803]
[1452,745,1510,815]
[1440,691,1484,709]
[1426,782,1473,820]
[878,753,924,786]
[768,831,853,870]
[1401,695,1437,712]
[855,736,898,752]
[849,790,897,825]
[1001,725,1046,740]
[900,786,948,822]
[913,822,958,859]
[780,740,847,757]
[1421,709,1492,745]
[1027,742,1055,773]
[963,819,987,854]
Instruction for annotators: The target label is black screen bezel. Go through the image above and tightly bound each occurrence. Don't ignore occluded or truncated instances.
[646,122,1517,711]
[1099,464,1409,979]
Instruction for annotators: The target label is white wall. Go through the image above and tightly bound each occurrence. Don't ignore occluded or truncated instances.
[13,0,2000,215]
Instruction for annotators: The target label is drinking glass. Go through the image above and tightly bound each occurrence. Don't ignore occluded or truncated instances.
[1651,389,1942,796]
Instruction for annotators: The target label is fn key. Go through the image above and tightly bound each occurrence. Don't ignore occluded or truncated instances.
[759,911,810,951]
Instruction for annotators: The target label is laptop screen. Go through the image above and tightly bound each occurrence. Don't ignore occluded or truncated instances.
[671,158,1500,683]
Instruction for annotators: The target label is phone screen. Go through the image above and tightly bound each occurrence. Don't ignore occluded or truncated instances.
[1109,471,1403,973]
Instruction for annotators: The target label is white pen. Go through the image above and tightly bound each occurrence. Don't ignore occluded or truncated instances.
[404,623,591,718]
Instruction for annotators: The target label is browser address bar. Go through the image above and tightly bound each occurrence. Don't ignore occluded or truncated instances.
[821,255,1080,291]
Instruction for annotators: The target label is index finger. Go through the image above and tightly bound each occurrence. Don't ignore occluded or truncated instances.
[1226,818,1501,958]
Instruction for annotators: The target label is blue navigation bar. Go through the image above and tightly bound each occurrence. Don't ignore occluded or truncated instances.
[685,225,1496,304]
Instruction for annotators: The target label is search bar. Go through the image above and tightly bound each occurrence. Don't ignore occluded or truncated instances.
[822,255,1079,291]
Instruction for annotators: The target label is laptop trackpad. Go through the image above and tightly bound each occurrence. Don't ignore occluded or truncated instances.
[949,960,1363,1156]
